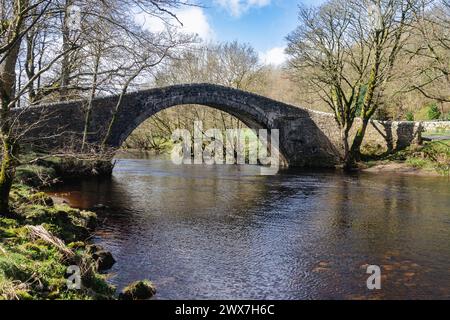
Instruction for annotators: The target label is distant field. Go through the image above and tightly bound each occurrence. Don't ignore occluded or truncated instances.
[424,130,450,136]
[423,129,450,141]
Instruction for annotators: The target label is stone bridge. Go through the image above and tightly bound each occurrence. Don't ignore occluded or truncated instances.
[17,83,422,167]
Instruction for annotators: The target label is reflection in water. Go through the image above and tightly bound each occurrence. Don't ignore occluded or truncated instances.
[49,153,450,300]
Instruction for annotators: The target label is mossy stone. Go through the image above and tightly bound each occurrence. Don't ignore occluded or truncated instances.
[119,280,156,300]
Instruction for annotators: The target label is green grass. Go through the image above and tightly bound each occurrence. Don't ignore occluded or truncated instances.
[414,140,450,175]
[423,130,450,137]
[363,140,450,176]
[0,185,115,300]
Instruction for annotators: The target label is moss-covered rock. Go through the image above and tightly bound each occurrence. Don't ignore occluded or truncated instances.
[119,280,156,300]
[29,192,54,206]
[67,241,86,250]
[87,245,116,271]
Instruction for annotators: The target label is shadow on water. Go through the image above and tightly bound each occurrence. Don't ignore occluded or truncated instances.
[48,153,450,300]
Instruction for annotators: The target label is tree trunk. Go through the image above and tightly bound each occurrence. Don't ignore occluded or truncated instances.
[25,29,37,103]
[60,0,74,100]
[0,94,18,214]
[81,53,100,151]
[102,71,142,148]
[346,40,381,168]
[346,118,370,170]
[0,22,23,215]
[101,89,127,148]
[341,127,352,170]
[0,135,17,215]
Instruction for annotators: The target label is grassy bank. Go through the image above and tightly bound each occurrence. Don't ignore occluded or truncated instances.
[362,140,450,177]
[1,155,155,300]
[0,185,115,299]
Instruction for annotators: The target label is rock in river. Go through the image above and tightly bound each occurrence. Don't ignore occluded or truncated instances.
[119,280,157,300]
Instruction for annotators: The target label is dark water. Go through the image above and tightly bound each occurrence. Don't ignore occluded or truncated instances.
[49,152,450,300]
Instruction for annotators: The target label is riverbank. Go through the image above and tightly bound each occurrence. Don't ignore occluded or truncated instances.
[0,184,116,299]
[361,140,450,177]
[15,152,115,187]
[362,162,443,177]
[1,155,156,300]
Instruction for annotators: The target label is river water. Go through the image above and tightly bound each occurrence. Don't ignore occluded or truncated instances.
[49,152,450,300]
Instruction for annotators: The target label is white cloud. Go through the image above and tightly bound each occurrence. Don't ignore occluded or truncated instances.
[135,12,166,33]
[259,47,287,66]
[176,7,215,40]
[135,7,215,41]
[215,0,271,17]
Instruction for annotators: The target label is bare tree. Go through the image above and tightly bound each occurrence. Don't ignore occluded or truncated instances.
[410,0,450,105]
[287,0,418,169]
[0,0,196,214]
[0,0,59,213]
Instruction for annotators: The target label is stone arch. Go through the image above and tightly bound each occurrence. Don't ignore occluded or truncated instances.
[102,84,305,166]
[109,84,284,148]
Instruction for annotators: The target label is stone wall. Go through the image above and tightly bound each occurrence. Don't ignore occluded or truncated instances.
[421,121,450,132]
[358,120,423,153]
[306,110,422,155]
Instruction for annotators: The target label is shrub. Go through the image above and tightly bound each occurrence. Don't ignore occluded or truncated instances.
[405,111,414,121]
[427,103,441,120]
[406,157,428,169]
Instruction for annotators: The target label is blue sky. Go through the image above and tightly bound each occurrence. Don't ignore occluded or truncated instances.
[136,0,326,65]
[205,0,323,53]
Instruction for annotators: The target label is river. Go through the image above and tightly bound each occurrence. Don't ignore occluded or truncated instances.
[48,152,450,300]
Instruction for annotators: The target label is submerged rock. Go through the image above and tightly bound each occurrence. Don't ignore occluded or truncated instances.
[119,280,156,300]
